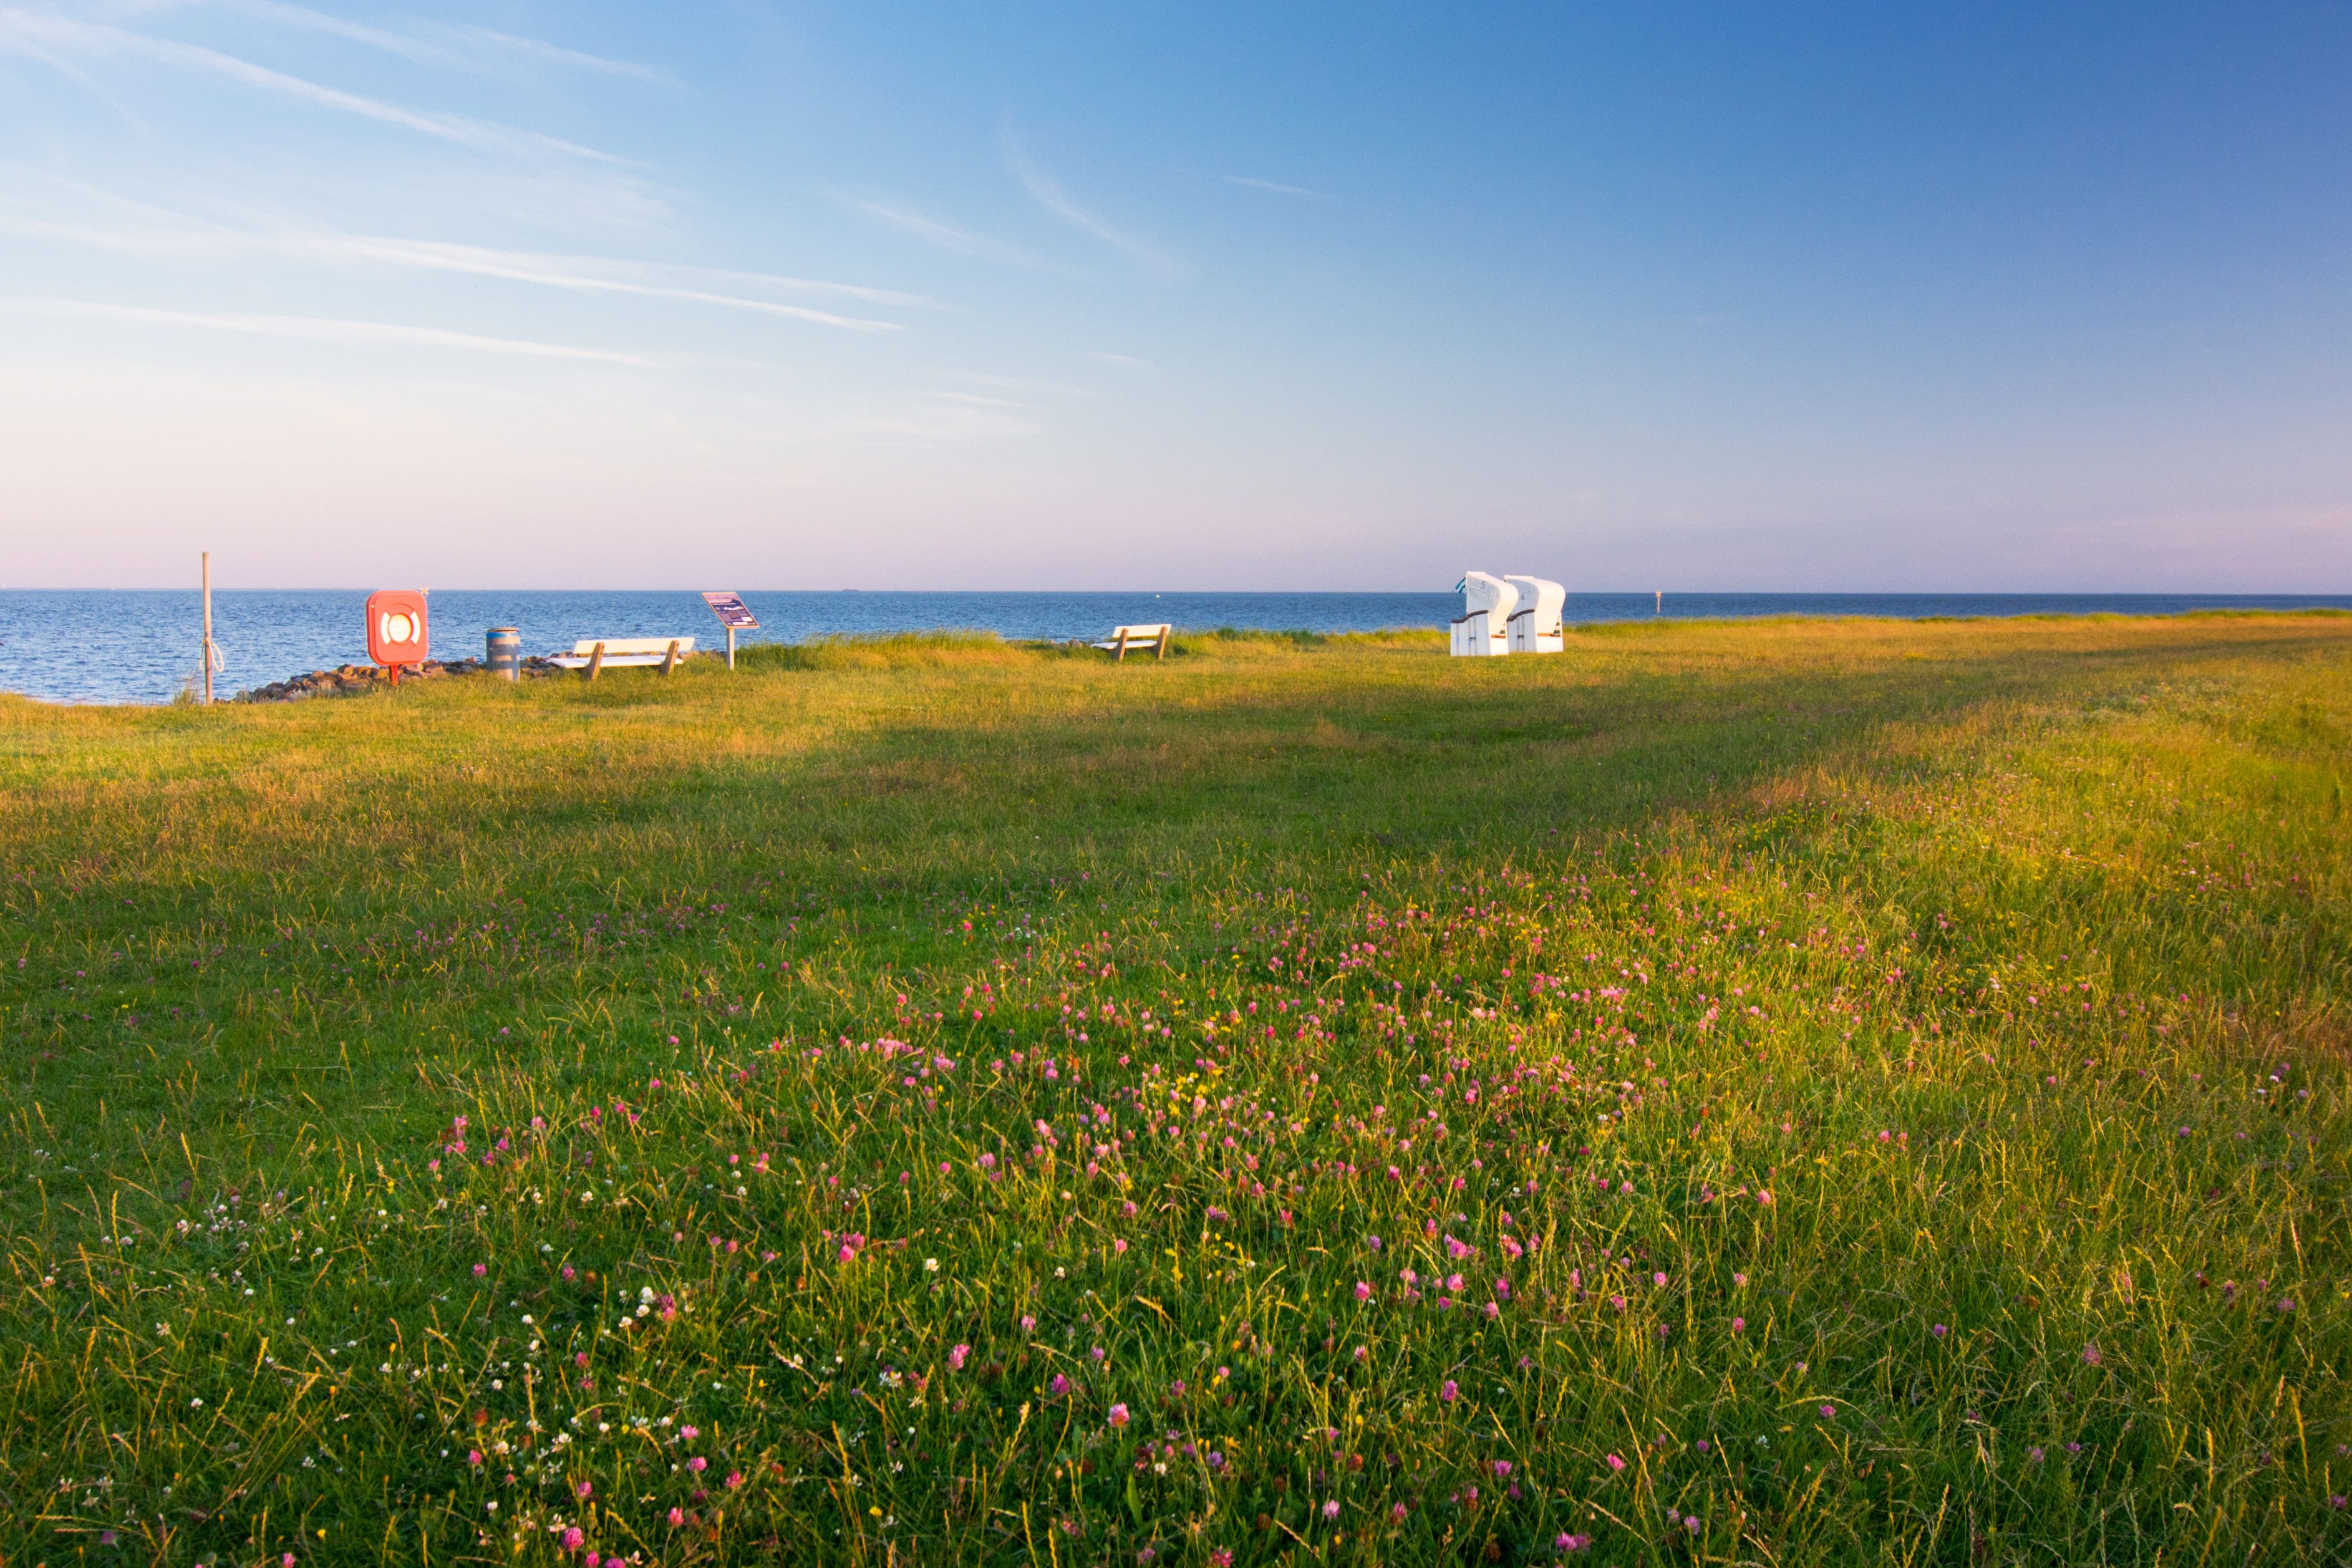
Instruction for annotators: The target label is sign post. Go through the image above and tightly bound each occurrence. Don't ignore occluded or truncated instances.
[201,551,215,705]
[700,592,759,670]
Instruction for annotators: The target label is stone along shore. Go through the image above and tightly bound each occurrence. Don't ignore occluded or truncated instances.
[234,656,563,702]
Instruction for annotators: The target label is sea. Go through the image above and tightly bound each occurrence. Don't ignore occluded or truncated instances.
[2,589,2348,706]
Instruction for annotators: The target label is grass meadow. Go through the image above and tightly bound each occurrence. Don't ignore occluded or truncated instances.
[2,614,2348,1567]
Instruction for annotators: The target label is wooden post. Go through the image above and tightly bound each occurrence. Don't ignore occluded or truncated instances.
[1655,590,1662,615]
[1113,628,1130,663]
[201,551,213,705]
[661,639,680,677]
[726,626,737,670]
[586,642,606,682]
[1154,627,1169,661]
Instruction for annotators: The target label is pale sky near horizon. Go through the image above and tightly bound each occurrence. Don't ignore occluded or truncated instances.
[2,3,2349,592]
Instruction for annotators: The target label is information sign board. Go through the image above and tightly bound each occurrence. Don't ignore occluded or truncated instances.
[701,592,759,630]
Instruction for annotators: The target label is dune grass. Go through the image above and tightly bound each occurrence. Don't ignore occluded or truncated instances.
[1,614,2348,1566]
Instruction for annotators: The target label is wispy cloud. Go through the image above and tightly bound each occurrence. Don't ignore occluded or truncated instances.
[438,21,670,85]
[161,0,465,69]
[853,392,1042,441]
[0,22,125,105]
[921,389,1025,409]
[942,369,1096,399]
[0,298,658,364]
[321,236,911,330]
[102,0,673,84]
[0,185,920,329]
[1002,136,1182,280]
[0,9,629,161]
[849,197,1040,269]
[1223,174,1328,200]
[1085,350,1153,369]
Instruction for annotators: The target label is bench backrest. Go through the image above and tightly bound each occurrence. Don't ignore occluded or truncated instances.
[568,637,695,656]
[1109,624,1171,639]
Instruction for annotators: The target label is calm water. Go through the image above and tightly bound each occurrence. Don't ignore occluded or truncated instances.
[2,589,2348,705]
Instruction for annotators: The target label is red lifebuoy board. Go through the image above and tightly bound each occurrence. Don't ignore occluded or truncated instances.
[366,589,430,669]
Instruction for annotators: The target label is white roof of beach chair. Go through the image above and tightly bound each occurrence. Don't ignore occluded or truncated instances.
[1504,576,1565,632]
[1455,571,1519,621]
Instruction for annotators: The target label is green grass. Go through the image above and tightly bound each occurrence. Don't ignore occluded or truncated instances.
[2,614,2348,1566]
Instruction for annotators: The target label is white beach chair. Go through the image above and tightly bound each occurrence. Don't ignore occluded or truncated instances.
[1504,576,1566,653]
[1451,573,1517,656]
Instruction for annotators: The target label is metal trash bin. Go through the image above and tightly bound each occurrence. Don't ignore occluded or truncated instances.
[486,627,523,681]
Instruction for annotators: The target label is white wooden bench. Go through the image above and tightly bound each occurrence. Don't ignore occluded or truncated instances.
[548,636,695,680]
[1091,622,1171,662]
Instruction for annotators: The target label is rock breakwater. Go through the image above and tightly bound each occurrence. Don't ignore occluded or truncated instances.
[235,657,564,702]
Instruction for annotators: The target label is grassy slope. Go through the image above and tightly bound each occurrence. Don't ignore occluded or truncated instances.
[1,615,2348,1566]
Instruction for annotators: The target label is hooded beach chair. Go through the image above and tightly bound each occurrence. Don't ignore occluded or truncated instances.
[1451,573,1517,656]
[1504,576,1566,653]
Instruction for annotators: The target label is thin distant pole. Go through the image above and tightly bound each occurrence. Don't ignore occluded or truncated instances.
[202,552,214,705]
[1655,589,1662,615]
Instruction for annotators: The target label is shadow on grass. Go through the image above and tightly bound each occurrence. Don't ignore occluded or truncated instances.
[560,616,2352,889]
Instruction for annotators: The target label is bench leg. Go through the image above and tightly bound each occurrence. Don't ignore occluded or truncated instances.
[586,642,605,682]
[661,639,680,676]
[1114,632,1128,662]
[1154,630,1168,660]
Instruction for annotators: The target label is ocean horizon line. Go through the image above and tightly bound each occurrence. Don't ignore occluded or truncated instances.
[4,585,2348,596]
[7,587,2352,706]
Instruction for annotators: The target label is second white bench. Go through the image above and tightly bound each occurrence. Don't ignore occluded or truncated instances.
[548,637,695,679]
[1091,622,1172,661]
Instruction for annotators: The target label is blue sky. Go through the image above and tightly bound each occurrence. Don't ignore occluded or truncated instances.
[2,2,2348,590]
